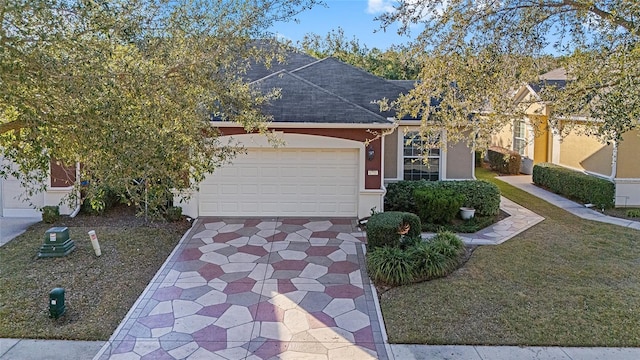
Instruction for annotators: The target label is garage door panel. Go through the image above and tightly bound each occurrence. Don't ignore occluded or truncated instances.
[199,148,358,217]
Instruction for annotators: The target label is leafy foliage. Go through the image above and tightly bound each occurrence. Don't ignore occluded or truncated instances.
[414,188,464,224]
[0,0,320,217]
[367,246,418,286]
[366,231,465,286]
[385,180,500,216]
[42,206,60,224]
[300,28,421,80]
[533,163,615,209]
[487,146,522,175]
[366,211,422,249]
[378,0,639,148]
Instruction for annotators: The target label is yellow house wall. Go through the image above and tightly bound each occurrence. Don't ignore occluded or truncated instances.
[617,129,640,178]
[491,123,513,150]
[558,124,612,176]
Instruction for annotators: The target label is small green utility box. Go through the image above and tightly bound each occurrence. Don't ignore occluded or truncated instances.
[38,227,76,258]
[49,287,66,319]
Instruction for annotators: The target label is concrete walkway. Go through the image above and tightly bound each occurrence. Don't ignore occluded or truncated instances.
[423,196,545,246]
[496,175,640,231]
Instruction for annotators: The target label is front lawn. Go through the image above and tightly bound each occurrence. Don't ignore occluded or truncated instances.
[0,207,189,340]
[380,168,640,346]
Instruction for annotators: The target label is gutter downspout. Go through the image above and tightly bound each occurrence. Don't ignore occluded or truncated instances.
[69,162,81,218]
[610,140,618,182]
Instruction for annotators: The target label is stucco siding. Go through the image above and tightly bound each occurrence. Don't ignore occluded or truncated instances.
[446,139,474,180]
[491,122,513,150]
[558,127,612,176]
[616,129,640,179]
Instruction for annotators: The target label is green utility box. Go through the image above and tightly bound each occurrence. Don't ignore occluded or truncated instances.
[38,227,76,258]
[49,288,66,319]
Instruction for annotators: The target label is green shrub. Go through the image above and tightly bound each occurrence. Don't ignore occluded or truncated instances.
[166,206,182,222]
[82,186,119,215]
[627,209,640,218]
[411,231,465,279]
[414,188,464,224]
[385,180,500,217]
[384,180,430,213]
[533,163,615,209]
[366,212,421,249]
[366,246,417,286]
[42,206,60,224]
[487,146,521,175]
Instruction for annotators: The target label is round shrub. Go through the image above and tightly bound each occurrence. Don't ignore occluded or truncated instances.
[366,211,421,249]
[413,188,465,224]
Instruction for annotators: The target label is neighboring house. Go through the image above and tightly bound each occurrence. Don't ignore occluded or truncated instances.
[177,52,476,219]
[492,68,640,207]
[0,157,77,218]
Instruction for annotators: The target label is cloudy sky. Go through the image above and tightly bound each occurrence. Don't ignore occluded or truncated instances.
[269,0,415,50]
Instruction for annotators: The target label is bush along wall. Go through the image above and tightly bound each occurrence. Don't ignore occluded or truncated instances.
[533,163,615,209]
[487,146,521,175]
[384,180,500,216]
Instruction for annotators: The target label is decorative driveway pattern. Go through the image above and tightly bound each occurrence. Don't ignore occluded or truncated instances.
[95,218,388,360]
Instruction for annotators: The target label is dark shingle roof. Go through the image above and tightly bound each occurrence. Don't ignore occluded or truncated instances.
[252,71,390,124]
[244,50,318,82]
[291,57,411,118]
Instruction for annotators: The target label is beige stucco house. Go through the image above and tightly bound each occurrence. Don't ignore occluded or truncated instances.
[492,68,640,207]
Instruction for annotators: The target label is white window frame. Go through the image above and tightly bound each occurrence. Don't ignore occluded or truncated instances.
[513,118,527,156]
[397,127,444,181]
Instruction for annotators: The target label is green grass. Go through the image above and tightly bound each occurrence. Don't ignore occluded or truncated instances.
[380,167,640,346]
[0,220,186,340]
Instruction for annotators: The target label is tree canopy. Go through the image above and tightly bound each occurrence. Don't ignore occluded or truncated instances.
[300,28,421,80]
[379,0,639,147]
[0,0,318,215]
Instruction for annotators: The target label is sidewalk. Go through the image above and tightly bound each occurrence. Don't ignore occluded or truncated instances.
[496,175,640,231]
[0,338,104,360]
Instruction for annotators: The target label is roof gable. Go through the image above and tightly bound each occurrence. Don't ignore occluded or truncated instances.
[252,71,390,124]
[291,57,410,118]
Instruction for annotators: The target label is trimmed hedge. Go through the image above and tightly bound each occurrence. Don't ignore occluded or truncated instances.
[414,188,464,224]
[532,163,615,209]
[385,180,501,216]
[487,146,521,175]
[366,211,421,249]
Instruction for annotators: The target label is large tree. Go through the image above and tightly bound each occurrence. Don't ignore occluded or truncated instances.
[300,28,421,80]
[378,0,639,147]
[0,0,318,215]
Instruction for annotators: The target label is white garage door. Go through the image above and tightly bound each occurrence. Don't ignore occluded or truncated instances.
[199,148,359,217]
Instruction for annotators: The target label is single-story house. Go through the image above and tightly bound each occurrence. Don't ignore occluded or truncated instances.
[491,68,640,207]
[177,51,476,219]
[1,49,476,219]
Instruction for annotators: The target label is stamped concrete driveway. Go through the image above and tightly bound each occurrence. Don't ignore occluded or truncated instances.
[95,217,389,360]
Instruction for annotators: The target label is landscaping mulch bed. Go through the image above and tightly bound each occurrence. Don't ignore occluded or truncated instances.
[0,205,191,340]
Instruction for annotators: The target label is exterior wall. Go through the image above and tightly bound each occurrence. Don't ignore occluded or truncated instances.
[533,121,550,163]
[558,125,612,176]
[384,125,475,182]
[1,158,76,217]
[490,122,514,150]
[616,129,640,179]
[383,128,398,179]
[445,137,474,180]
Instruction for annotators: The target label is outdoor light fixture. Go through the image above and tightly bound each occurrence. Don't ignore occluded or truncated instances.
[367,146,375,161]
